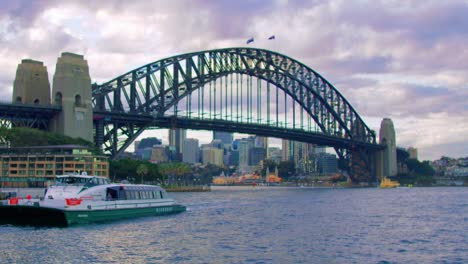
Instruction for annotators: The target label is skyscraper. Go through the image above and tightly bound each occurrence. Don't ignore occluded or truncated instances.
[238,140,252,173]
[183,138,200,164]
[379,118,397,177]
[169,128,186,161]
[282,139,293,161]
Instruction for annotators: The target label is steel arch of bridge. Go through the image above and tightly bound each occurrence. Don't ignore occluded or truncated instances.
[92,47,379,162]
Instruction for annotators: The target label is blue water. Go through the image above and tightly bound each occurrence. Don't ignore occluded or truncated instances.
[0,187,466,263]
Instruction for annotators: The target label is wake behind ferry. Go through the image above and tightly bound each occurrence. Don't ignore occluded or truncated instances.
[0,173,186,227]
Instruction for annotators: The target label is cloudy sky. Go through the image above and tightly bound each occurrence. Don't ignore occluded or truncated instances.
[1,0,467,160]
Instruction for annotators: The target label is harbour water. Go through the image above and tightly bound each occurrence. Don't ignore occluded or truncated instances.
[0,187,466,263]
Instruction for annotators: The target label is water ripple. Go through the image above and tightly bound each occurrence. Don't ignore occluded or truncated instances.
[0,187,467,263]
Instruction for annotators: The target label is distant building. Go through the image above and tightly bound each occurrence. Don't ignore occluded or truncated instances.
[183,138,199,164]
[238,140,251,172]
[316,153,338,175]
[229,150,239,166]
[249,147,266,166]
[282,139,293,161]
[267,147,282,164]
[150,145,168,163]
[379,118,397,177]
[0,145,108,188]
[202,147,224,167]
[141,147,153,161]
[136,137,162,150]
[254,136,268,149]
[408,147,418,160]
[169,128,186,161]
[213,131,233,145]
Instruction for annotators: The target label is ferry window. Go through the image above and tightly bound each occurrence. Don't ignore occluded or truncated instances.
[125,191,131,200]
[160,191,164,199]
[135,192,140,200]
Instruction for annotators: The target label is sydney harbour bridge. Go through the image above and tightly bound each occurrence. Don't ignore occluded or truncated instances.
[0,47,385,182]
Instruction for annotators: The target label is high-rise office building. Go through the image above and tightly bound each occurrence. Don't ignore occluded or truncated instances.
[282,139,293,161]
[238,140,252,173]
[183,138,200,164]
[379,118,397,177]
[169,128,186,161]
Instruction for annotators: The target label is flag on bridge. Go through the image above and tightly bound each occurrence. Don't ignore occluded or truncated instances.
[268,35,275,40]
[246,37,254,44]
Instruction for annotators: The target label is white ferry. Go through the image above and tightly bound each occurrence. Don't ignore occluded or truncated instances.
[0,173,186,227]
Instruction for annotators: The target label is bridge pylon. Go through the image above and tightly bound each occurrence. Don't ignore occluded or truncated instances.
[50,52,93,143]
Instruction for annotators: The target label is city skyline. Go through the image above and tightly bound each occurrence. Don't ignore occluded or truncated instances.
[0,1,467,160]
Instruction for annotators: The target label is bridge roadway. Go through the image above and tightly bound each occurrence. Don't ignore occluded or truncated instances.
[0,102,383,151]
[93,110,384,151]
[0,102,61,129]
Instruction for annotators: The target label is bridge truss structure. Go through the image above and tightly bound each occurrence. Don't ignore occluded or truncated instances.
[91,47,382,181]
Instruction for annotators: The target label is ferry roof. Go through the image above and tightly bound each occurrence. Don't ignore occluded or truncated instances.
[56,174,108,179]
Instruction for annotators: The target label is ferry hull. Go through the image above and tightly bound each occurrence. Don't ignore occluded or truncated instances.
[64,204,186,226]
[0,205,68,227]
[0,204,186,227]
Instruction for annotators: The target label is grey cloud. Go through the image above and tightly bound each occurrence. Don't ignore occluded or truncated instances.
[0,0,56,26]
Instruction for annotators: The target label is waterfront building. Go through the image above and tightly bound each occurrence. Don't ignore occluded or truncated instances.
[0,145,108,188]
[169,128,186,161]
[379,118,397,177]
[183,138,200,164]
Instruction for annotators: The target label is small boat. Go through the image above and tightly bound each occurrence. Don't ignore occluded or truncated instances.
[379,177,400,188]
[0,173,186,227]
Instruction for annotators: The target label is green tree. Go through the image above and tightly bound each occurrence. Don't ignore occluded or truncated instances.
[136,164,149,183]
[278,160,295,179]
[401,158,435,186]
[0,127,99,153]
[109,159,163,184]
